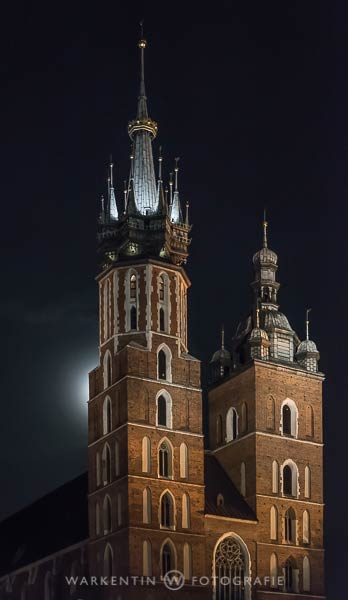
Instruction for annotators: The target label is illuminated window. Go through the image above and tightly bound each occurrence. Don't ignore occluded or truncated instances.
[130,274,136,299]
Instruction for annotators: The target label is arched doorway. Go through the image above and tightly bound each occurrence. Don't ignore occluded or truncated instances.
[213,534,251,600]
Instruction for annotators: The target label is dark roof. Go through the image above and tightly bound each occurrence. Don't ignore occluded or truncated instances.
[204,454,257,522]
[0,473,88,577]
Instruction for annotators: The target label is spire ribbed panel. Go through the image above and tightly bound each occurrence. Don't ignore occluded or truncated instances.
[133,130,157,214]
[170,191,182,223]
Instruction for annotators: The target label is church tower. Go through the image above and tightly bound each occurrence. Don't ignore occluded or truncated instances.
[208,216,325,599]
[87,35,206,598]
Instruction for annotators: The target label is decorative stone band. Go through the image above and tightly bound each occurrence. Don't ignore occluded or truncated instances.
[128,117,158,139]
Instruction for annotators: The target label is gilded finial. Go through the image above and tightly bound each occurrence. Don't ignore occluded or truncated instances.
[185,200,189,226]
[263,208,268,248]
[158,146,163,181]
[169,172,173,207]
[139,20,146,47]
[110,155,114,186]
[221,325,225,350]
[174,157,180,191]
[306,308,312,341]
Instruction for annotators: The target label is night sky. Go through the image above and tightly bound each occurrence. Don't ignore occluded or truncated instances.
[0,1,345,597]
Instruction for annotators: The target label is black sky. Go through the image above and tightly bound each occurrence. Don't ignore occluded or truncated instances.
[0,1,346,597]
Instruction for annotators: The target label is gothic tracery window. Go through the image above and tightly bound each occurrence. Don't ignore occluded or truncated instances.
[159,441,172,478]
[214,537,248,600]
[160,492,174,528]
[161,542,175,577]
[130,274,136,299]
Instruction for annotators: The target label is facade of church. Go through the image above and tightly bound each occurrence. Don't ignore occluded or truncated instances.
[0,38,325,600]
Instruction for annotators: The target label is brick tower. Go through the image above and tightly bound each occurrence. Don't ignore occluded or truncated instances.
[87,35,206,599]
[208,216,325,599]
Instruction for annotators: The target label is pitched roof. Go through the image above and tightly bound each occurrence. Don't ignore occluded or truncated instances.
[0,473,88,577]
[204,453,257,522]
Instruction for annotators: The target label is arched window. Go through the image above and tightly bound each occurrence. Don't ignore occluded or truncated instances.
[96,501,100,536]
[240,462,246,496]
[117,493,122,526]
[156,391,172,428]
[158,273,169,333]
[305,466,311,498]
[217,493,224,507]
[226,407,238,442]
[216,415,223,445]
[282,461,298,497]
[130,306,137,330]
[159,440,172,478]
[103,396,112,435]
[267,396,275,430]
[160,492,174,528]
[305,405,314,437]
[284,508,297,544]
[182,493,191,528]
[102,444,111,485]
[214,535,250,600]
[142,436,151,473]
[158,350,166,379]
[303,510,310,544]
[270,505,278,540]
[104,544,113,579]
[103,351,112,389]
[161,541,175,577]
[44,572,51,600]
[183,543,192,580]
[284,558,298,593]
[272,460,279,494]
[270,553,278,587]
[241,402,248,434]
[282,404,291,434]
[281,400,298,438]
[96,451,101,487]
[143,540,152,576]
[180,443,188,479]
[143,488,151,524]
[159,275,165,301]
[130,273,136,299]
[115,440,120,477]
[303,556,311,592]
[103,495,112,534]
[159,308,165,332]
[157,345,172,381]
[115,391,120,426]
[103,279,111,340]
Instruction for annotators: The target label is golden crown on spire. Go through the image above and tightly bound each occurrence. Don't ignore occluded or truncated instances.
[138,39,147,49]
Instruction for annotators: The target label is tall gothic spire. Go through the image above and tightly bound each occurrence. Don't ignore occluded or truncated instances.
[127,30,159,215]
